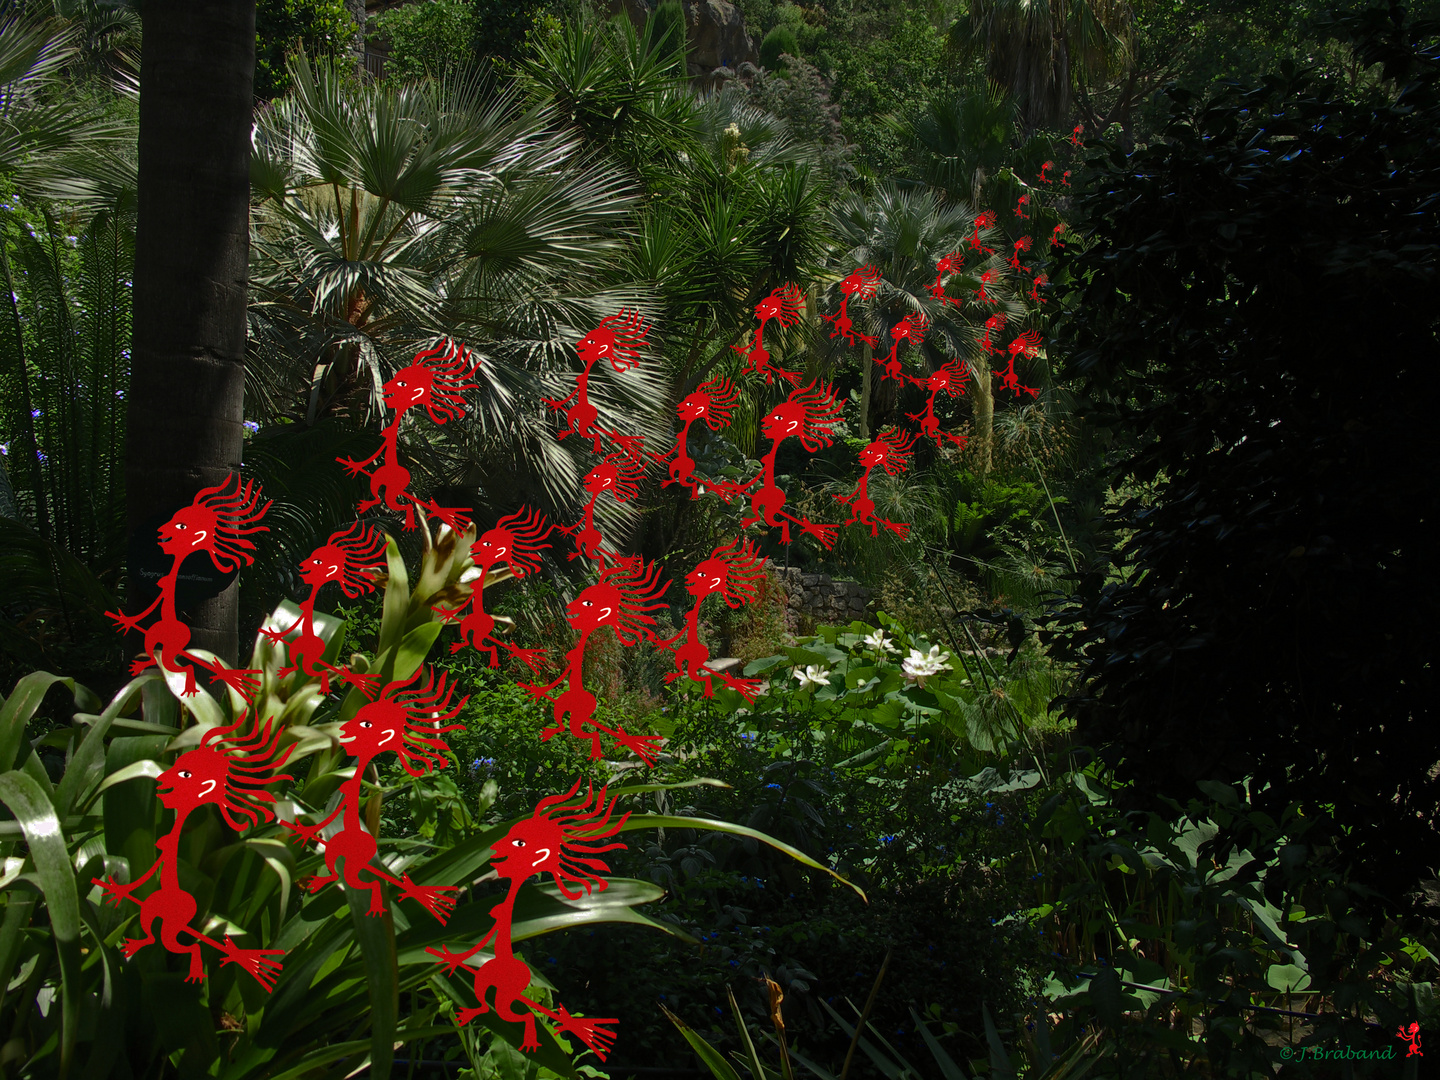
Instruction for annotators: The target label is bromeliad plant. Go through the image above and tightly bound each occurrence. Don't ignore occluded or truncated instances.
[0,509,860,1080]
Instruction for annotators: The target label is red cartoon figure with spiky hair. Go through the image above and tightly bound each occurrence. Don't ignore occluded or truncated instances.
[734,283,805,385]
[542,311,649,455]
[734,381,843,548]
[821,266,881,347]
[285,668,466,922]
[928,253,966,304]
[980,312,1007,355]
[262,522,387,697]
[1051,223,1067,249]
[835,428,918,538]
[520,560,669,765]
[650,377,739,494]
[1061,170,1072,187]
[906,360,971,449]
[976,268,1001,306]
[1069,124,1084,148]
[967,210,997,255]
[1014,192,1031,220]
[338,339,478,531]
[876,310,930,381]
[1009,236,1033,274]
[1038,161,1055,184]
[656,538,767,699]
[1029,273,1049,304]
[427,778,626,1058]
[434,508,552,673]
[558,450,646,565]
[996,330,1043,398]
[107,474,269,698]
[93,717,294,989]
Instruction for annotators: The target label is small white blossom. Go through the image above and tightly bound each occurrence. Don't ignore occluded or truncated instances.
[862,629,897,654]
[792,664,831,691]
[902,645,953,683]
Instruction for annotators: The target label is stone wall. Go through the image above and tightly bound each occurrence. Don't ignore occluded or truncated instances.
[771,565,872,629]
[611,0,758,91]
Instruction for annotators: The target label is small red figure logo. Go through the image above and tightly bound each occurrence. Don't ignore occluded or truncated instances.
[735,381,844,547]
[876,310,930,381]
[906,360,971,449]
[521,559,669,764]
[821,266,881,347]
[1029,273,1049,304]
[967,210,997,255]
[558,450,646,565]
[434,508,552,673]
[1009,236,1033,274]
[94,717,294,989]
[543,311,649,455]
[928,253,965,304]
[656,537,767,699]
[1068,124,1084,148]
[734,283,806,385]
[835,427,917,538]
[976,268,1001,306]
[1014,193,1031,220]
[1038,161,1055,184]
[980,312,1007,355]
[427,778,626,1058]
[650,377,740,494]
[1396,1022,1423,1057]
[996,330,1043,398]
[1061,170,1072,187]
[338,339,479,531]
[285,668,466,922]
[107,474,270,698]
[263,522,387,696]
[1051,223,1067,249]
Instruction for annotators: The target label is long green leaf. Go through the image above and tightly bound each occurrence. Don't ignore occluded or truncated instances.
[0,672,97,773]
[907,1007,968,1080]
[662,1002,743,1080]
[0,771,82,1080]
[54,674,152,816]
[346,884,400,1080]
[729,984,774,1080]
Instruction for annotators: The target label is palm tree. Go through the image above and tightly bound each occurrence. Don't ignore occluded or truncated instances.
[247,55,664,541]
[948,0,1134,131]
[126,0,255,665]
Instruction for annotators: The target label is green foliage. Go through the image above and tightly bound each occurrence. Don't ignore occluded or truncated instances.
[254,0,356,99]
[759,25,799,70]
[371,0,479,82]
[648,0,688,69]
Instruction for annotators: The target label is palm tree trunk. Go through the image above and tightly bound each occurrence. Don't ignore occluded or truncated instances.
[971,360,994,474]
[126,0,255,665]
[858,342,872,440]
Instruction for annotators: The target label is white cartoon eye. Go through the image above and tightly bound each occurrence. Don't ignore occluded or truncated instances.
[531,847,551,867]
[199,780,216,797]
[177,769,192,779]
[512,838,526,848]
[396,381,407,387]
[359,721,373,729]
[480,540,491,547]
[175,523,187,530]
[582,600,593,607]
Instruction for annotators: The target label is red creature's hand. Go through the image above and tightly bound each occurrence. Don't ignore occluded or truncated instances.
[92,875,140,907]
[208,664,262,699]
[216,935,286,992]
[426,943,484,977]
[555,1007,620,1061]
[340,670,382,698]
[337,456,372,478]
[396,874,459,925]
[282,819,328,849]
[106,609,145,634]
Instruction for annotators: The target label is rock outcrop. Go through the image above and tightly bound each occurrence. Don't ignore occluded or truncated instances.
[610,0,757,91]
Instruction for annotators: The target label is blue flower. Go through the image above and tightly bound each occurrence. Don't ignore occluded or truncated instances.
[764,783,782,790]
[242,420,260,434]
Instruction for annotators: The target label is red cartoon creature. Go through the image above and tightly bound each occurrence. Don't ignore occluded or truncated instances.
[93,717,294,989]
[976,268,1001,306]
[542,311,649,455]
[735,381,844,547]
[1014,192,1031,220]
[262,522,387,696]
[285,668,466,922]
[1061,170,1072,187]
[1038,161,1055,184]
[876,310,930,381]
[435,507,552,673]
[656,538,767,699]
[821,266,881,347]
[928,252,966,304]
[650,377,739,493]
[1396,1022,1423,1057]
[1029,273,1049,304]
[1069,124,1084,148]
[980,313,1007,355]
[427,778,626,1058]
[107,474,269,698]
[835,428,918,538]
[996,330,1043,398]
[967,210,998,255]
[906,360,971,449]
[521,560,669,764]
[1051,223,1067,249]
[1009,236,1033,274]
[558,451,646,565]
[338,340,478,531]
[733,283,806,385]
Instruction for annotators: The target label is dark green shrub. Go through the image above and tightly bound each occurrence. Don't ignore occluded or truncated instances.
[758,25,798,70]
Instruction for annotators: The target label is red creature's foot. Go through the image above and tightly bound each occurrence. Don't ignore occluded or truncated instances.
[357,497,382,514]
[454,1006,488,1027]
[121,936,152,960]
[538,722,564,742]
[554,1006,619,1061]
[300,874,337,894]
[396,874,458,925]
[129,656,154,676]
[216,935,285,992]
[93,875,138,907]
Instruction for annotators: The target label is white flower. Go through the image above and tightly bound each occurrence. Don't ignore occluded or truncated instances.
[792,664,831,691]
[902,645,953,683]
[862,629,897,654]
